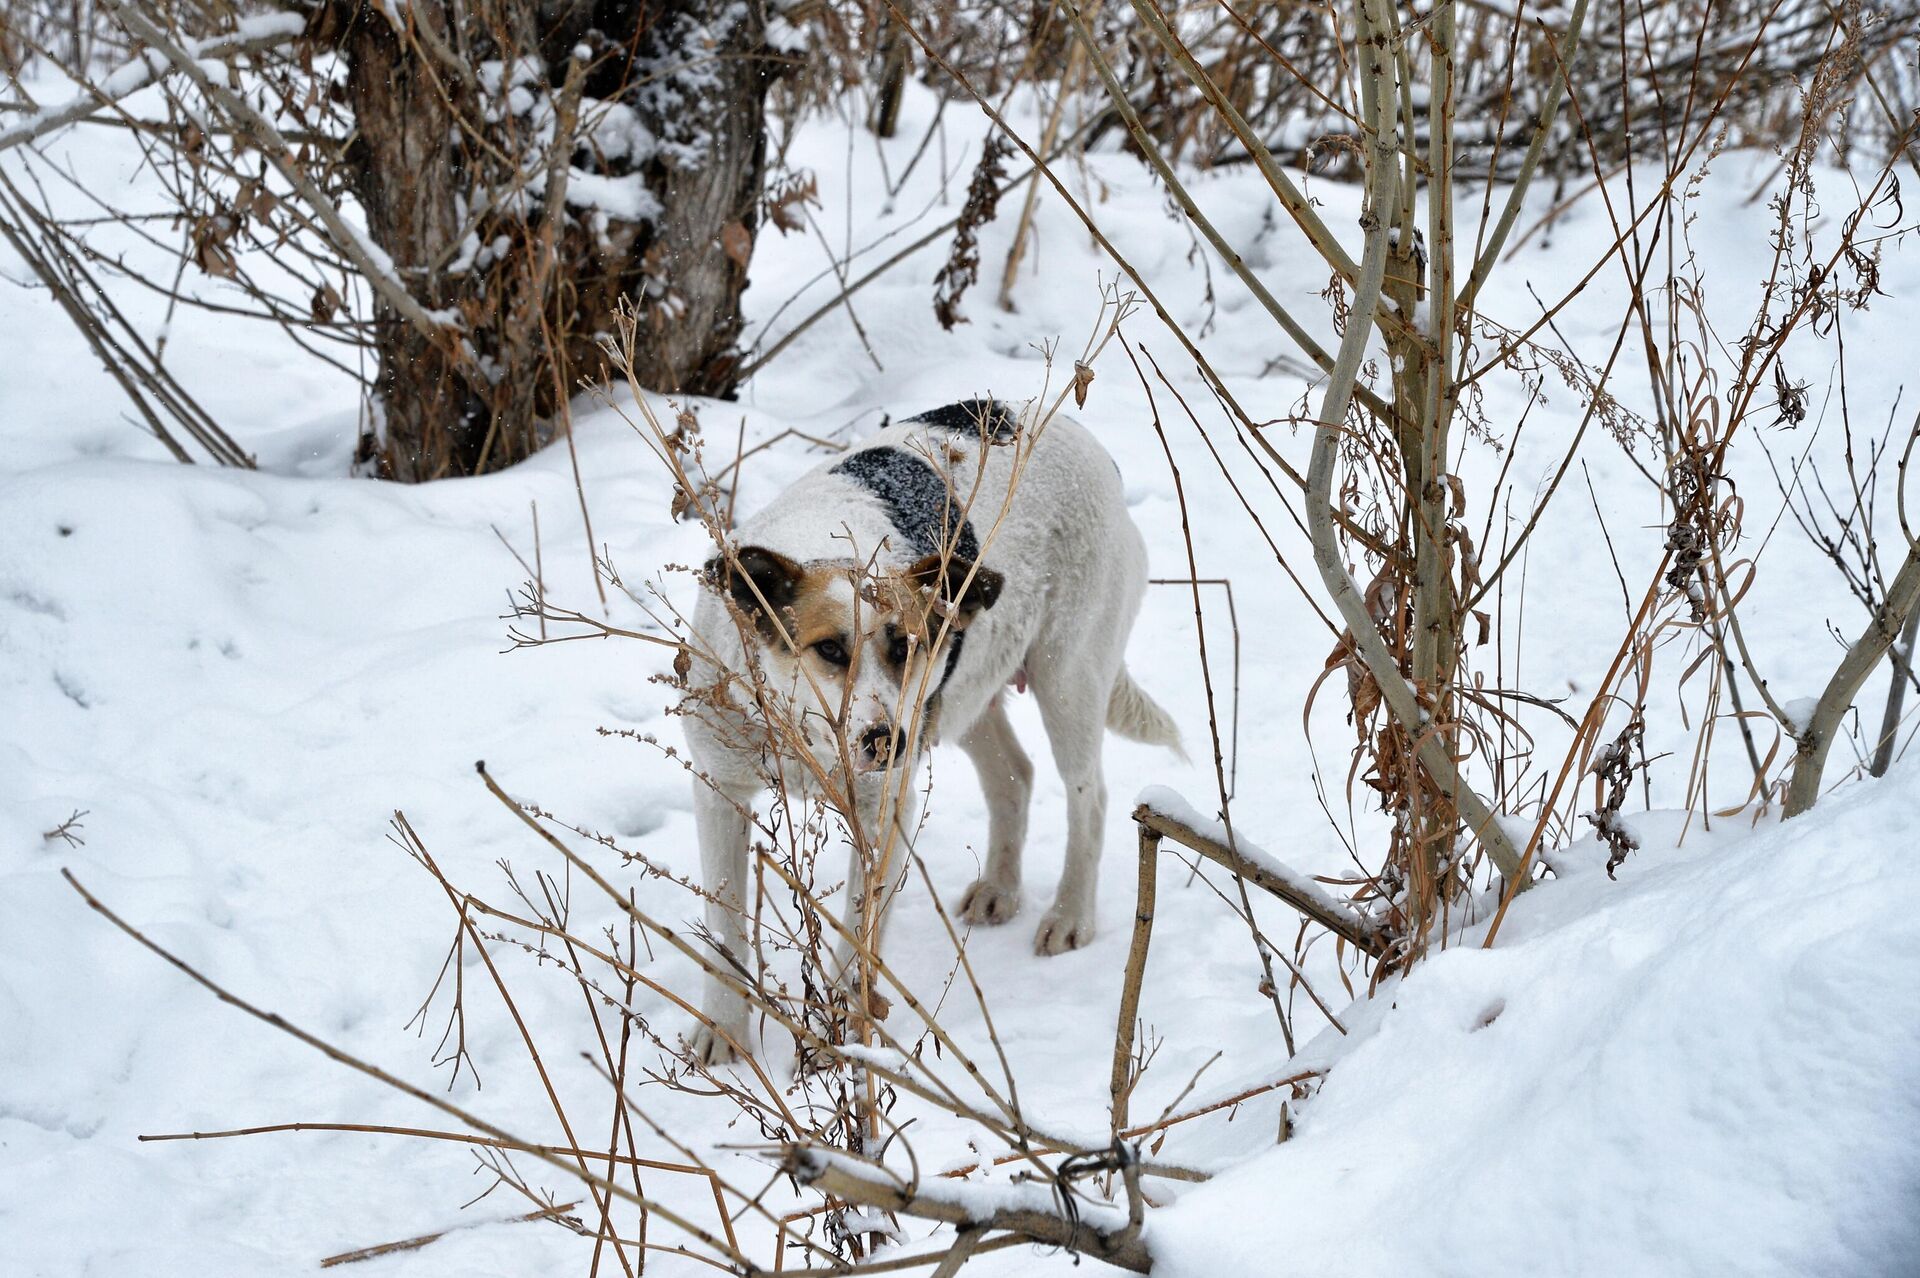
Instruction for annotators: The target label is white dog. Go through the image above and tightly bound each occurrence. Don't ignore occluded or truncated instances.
[681,400,1180,1063]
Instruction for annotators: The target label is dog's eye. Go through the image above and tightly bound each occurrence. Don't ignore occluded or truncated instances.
[813,638,849,666]
[888,633,912,665]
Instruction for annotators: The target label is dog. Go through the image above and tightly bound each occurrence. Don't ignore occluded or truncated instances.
[681,399,1181,1063]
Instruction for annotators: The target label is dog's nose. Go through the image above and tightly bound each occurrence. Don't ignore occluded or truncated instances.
[858,722,902,766]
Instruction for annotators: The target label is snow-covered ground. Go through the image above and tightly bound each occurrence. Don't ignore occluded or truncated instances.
[5,76,1920,1276]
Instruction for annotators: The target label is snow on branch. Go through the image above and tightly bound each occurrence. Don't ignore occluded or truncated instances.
[0,12,306,156]
[775,1143,1151,1273]
[1135,788,1390,956]
[96,0,453,344]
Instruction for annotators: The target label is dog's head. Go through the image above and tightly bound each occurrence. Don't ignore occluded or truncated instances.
[706,546,1002,773]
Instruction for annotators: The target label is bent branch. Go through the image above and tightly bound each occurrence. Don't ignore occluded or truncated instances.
[1302,0,1526,884]
[1784,542,1920,816]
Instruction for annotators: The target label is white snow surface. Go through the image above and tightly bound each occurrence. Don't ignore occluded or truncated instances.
[5,76,1920,1276]
[1157,794,1920,1275]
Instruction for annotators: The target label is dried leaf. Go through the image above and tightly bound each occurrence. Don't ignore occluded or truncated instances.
[192,218,238,279]
[766,170,819,234]
[932,135,1011,330]
[1071,360,1095,409]
[720,221,752,269]
[310,283,343,324]
[1352,671,1381,724]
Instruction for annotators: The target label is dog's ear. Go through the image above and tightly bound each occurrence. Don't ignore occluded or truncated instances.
[707,545,805,626]
[906,553,1003,628]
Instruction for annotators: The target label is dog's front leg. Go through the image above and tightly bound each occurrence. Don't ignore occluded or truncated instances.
[690,783,755,1065]
[957,696,1032,925]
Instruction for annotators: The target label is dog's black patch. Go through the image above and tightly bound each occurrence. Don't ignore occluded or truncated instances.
[901,399,1019,443]
[831,447,981,563]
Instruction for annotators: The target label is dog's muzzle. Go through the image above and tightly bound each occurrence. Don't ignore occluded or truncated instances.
[856,722,904,771]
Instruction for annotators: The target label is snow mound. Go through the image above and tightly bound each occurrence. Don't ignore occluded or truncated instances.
[1152,777,1920,1277]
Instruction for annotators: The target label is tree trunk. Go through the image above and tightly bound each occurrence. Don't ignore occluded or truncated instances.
[613,0,773,395]
[340,0,773,481]
[342,5,489,482]
[870,16,910,139]
[1869,606,1920,779]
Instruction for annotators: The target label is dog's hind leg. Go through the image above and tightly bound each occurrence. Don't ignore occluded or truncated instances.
[689,782,755,1065]
[1029,664,1113,955]
[957,696,1033,925]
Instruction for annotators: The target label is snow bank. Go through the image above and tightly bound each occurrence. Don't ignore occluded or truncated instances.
[1152,779,1920,1276]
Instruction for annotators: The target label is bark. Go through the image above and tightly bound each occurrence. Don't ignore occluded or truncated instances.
[870,14,910,138]
[1783,543,1920,816]
[1870,606,1920,778]
[342,6,484,482]
[340,0,774,481]
[618,0,773,395]
[1384,224,1458,926]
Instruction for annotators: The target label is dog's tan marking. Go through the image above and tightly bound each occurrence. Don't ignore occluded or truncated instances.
[787,567,853,650]
[783,564,975,654]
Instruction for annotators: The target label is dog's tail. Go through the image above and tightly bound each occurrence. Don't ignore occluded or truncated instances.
[1107,666,1187,760]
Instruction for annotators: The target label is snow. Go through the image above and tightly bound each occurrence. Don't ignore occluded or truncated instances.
[561,170,663,224]
[1783,694,1822,735]
[580,98,661,165]
[1156,791,1920,1275]
[231,12,309,42]
[5,69,1920,1278]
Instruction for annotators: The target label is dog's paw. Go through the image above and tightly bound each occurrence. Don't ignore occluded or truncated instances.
[958,877,1021,925]
[685,1022,746,1067]
[1032,904,1095,956]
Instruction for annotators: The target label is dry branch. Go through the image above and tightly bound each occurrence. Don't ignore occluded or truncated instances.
[1110,820,1161,1138]
[0,171,253,466]
[59,868,752,1268]
[1457,0,1595,315]
[776,1147,1152,1273]
[1133,802,1390,957]
[0,14,306,155]
[1784,543,1920,815]
[1300,0,1527,886]
[1123,0,1360,286]
[319,1200,580,1268]
[98,0,451,342]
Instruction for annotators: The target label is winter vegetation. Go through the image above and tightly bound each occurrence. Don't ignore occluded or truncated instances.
[5,0,1920,1273]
